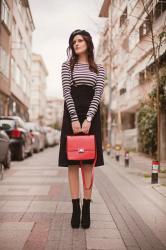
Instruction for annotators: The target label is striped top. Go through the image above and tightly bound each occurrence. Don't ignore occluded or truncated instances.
[61,61,105,122]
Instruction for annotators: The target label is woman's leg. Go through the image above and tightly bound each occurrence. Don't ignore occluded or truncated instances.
[68,165,80,198]
[82,164,93,199]
[68,165,81,228]
[81,164,93,229]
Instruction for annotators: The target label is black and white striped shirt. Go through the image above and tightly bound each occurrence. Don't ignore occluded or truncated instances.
[61,61,105,122]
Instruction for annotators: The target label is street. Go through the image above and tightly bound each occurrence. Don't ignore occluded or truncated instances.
[0,146,166,250]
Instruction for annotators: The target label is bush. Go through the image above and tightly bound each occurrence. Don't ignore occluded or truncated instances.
[137,104,157,155]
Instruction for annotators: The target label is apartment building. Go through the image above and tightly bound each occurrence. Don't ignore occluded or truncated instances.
[46,97,64,128]
[96,20,111,145]
[0,0,12,115]
[9,0,35,120]
[99,0,166,158]
[29,53,48,125]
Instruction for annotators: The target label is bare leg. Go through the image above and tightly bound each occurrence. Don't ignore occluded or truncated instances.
[82,164,93,199]
[68,165,80,199]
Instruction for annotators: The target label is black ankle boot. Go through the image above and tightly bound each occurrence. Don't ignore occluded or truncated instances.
[81,198,91,229]
[71,198,81,228]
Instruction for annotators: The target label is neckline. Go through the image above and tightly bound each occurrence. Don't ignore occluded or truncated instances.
[76,62,89,65]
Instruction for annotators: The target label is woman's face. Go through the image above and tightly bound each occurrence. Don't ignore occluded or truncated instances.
[72,34,88,55]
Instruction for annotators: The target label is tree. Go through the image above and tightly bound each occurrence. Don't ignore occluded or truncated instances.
[140,0,166,165]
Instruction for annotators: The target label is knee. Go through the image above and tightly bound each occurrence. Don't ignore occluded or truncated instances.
[68,165,80,172]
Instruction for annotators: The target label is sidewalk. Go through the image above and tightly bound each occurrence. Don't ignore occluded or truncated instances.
[0,147,166,249]
[108,149,166,197]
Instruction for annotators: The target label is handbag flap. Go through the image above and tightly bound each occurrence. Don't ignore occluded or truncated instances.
[67,135,95,151]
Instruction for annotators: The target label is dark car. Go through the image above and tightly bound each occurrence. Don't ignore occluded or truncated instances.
[0,116,34,161]
[0,129,11,168]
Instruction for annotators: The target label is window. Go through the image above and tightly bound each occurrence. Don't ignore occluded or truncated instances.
[120,7,127,27]
[17,0,22,13]
[120,88,126,95]
[15,65,21,85]
[129,30,140,51]
[11,58,16,80]
[18,30,22,46]
[139,13,152,40]
[22,75,27,93]
[1,0,11,30]
[154,0,166,19]
[0,47,9,78]
[139,71,146,84]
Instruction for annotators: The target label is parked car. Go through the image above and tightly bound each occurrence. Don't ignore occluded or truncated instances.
[44,126,57,147]
[25,122,45,152]
[0,129,11,168]
[0,116,34,161]
[39,126,47,149]
[54,129,61,145]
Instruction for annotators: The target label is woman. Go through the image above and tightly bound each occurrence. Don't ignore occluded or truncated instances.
[58,29,105,229]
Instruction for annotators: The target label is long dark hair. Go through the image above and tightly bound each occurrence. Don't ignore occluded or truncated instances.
[66,29,99,75]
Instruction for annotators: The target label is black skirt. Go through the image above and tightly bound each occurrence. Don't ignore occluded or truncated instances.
[58,85,104,167]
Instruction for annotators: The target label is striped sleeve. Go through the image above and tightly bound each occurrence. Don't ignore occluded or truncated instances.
[86,64,105,119]
[61,61,79,122]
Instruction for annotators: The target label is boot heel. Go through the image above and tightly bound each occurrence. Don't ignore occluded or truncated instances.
[71,198,81,228]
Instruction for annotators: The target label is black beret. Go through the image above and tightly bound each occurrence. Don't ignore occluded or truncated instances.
[69,29,92,45]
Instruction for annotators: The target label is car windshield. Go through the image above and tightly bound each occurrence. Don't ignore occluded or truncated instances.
[0,119,15,130]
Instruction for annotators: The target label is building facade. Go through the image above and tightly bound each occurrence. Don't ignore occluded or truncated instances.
[10,0,35,120]
[0,0,12,115]
[99,0,166,159]
[46,97,64,128]
[29,53,48,125]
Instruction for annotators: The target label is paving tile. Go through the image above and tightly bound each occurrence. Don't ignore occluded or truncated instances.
[45,241,60,250]
[27,201,57,213]
[91,213,114,222]
[0,185,51,196]
[2,176,68,184]
[48,230,62,241]
[87,238,126,250]
[91,220,117,229]
[90,203,110,214]
[0,222,34,230]
[0,222,34,250]
[86,228,121,239]
[13,170,58,176]
[56,202,72,213]
[0,212,23,222]
[0,200,6,207]
[0,200,31,212]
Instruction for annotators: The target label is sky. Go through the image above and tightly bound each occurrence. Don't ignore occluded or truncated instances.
[29,0,106,98]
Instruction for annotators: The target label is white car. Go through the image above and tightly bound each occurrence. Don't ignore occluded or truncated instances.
[44,127,57,147]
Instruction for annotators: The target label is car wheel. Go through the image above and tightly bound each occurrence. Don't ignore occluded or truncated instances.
[36,140,40,153]
[3,149,11,169]
[18,144,25,161]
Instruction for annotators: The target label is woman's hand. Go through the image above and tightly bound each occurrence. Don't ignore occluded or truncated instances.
[81,119,91,134]
[71,120,82,134]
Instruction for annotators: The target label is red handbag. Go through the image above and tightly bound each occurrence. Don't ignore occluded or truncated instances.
[66,134,97,190]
